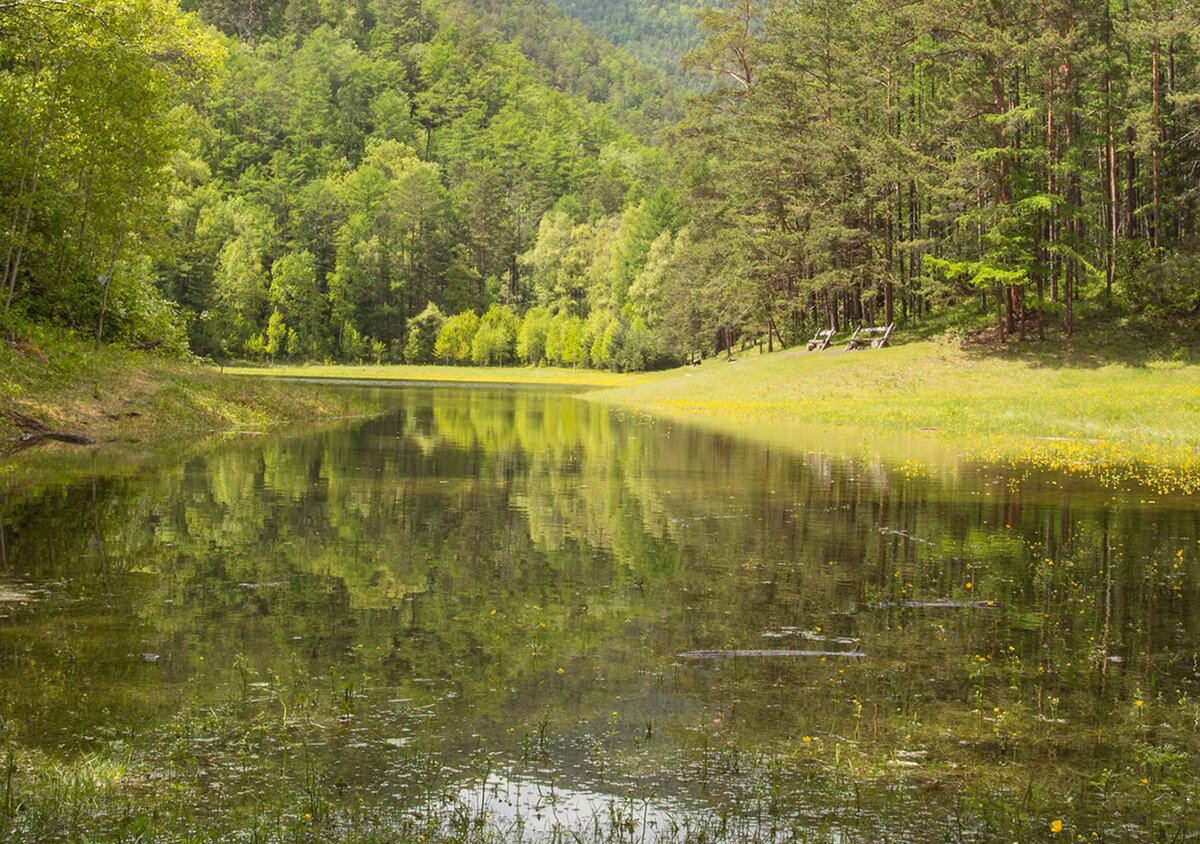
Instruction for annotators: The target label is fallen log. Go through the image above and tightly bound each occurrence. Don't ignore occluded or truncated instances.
[2,408,95,456]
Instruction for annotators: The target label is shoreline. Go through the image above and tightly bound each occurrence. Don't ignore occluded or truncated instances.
[234,340,1200,493]
[6,334,1200,493]
[0,330,385,453]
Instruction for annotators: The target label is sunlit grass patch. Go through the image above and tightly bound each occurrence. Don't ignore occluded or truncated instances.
[593,338,1200,487]
[0,326,384,449]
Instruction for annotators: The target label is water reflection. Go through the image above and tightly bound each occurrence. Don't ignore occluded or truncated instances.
[1,386,1198,839]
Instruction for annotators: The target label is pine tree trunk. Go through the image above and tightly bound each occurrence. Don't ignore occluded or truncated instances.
[1151,8,1163,252]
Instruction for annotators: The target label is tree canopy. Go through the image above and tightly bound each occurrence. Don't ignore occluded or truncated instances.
[3,0,1199,370]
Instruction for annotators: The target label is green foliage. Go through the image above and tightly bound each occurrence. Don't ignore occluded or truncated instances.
[471,304,520,366]
[667,0,1200,348]
[435,310,480,364]
[0,0,222,344]
[547,0,705,84]
[610,314,665,372]
[1128,254,1200,320]
[584,309,615,368]
[269,250,326,358]
[327,140,449,344]
[339,320,371,363]
[8,0,1200,371]
[517,306,552,365]
[265,309,288,360]
[404,302,445,364]
[545,310,586,367]
[151,0,670,366]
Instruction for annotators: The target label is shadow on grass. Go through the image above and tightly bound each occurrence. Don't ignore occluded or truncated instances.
[899,304,1200,370]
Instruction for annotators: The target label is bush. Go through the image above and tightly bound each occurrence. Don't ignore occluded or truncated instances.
[471,304,520,365]
[100,256,191,357]
[404,302,445,364]
[435,310,479,363]
[244,332,267,362]
[1127,252,1200,320]
[517,307,551,365]
[582,310,614,368]
[265,310,288,360]
[610,316,647,371]
[599,316,625,370]
[545,311,585,367]
[339,321,370,362]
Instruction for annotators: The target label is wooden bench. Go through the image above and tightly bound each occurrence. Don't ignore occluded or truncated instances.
[806,328,836,352]
[845,323,894,351]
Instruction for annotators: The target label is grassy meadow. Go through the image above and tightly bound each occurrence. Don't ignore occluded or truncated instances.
[588,329,1199,446]
[592,335,1200,492]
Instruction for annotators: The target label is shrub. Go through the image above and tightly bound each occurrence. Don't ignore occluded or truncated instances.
[265,310,288,361]
[545,311,584,367]
[339,321,370,362]
[517,307,551,365]
[610,315,668,371]
[582,310,613,368]
[404,302,445,364]
[435,310,479,363]
[1127,252,1200,320]
[471,304,520,365]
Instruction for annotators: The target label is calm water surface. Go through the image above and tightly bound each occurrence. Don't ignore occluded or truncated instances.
[1,386,1198,840]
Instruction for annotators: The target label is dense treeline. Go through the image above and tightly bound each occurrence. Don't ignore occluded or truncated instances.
[1,0,692,368]
[2,0,1199,371]
[169,0,687,365]
[673,0,1200,347]
[0,0,222,350]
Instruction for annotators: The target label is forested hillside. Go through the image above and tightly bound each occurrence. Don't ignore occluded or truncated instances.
[2,0,1199,374]
[1,0,685,368]
[547,0,704,82]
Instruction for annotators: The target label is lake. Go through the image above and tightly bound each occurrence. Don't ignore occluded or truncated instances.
[1,385,1198,841]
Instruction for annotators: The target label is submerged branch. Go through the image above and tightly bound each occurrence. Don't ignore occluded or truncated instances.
[1,407,95,456]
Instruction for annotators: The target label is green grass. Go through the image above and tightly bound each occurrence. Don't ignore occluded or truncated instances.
[587,335,1200,490]
[0,324,380,447]
[592,338,1200,445]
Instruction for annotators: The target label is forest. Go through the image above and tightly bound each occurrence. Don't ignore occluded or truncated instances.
[1,0,1199,371]
[546,0,706,82]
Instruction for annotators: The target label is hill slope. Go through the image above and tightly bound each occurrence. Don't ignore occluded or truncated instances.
[547,0,703,83]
